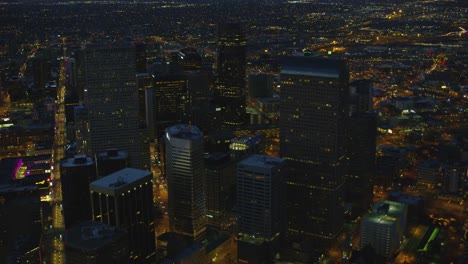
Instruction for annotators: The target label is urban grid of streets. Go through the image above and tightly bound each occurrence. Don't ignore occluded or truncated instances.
[0,0,467,263]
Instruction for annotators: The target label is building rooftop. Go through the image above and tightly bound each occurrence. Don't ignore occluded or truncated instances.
[256,97,281,104]
[230,134,262,145]
[281,56,347,79]
[60,155,94,168]
[363,212,398,226]
[239,154,285,169]
[372,200,406,217]
[204,152,231,165]
[166,124,203,140]
[0,184,38,194]
[90,168,151,190]
[97,149,128,160]
[64,221,127,251]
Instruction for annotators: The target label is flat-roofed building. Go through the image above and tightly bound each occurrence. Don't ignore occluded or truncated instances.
[237,154,285,263]
[280,56,348,259]
[64,221,129,264]
[60,155,96,229]
[360,200,407,258]
[165,124,206,243]
[90,168,155,263]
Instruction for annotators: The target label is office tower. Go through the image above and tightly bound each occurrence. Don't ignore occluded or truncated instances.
[186,70,211,132]
[360,200,407,258]
[345,80,376,218]
[204,153,237,230]
[134,42,147,73]
[136,73,153,122]
[248,73,274,101]
[90,168,155,263]
[60,155,97,229]
[165,124,206,242]
[215,23,247,128]
[68,57,78,88]
[64,221,129,264]
[74,106,91,155]
[146,72,188,140]
[237,155,285,264]
[348,80,373,113]
[96,149,128,178]
[0,185,42,264]
[280,56,349,258]
[83,44,149,170]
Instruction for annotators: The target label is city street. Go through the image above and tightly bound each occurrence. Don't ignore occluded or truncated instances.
[45,47,68,264]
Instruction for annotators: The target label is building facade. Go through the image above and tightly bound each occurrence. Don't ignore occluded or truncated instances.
[83,44,149,170]
[280,56,349,259]
[237,154,285,264]
[165,124,206,242]
[360,200,408,258]
[60,155,96,229]
[89,168,155,263]
[214,23,247,128]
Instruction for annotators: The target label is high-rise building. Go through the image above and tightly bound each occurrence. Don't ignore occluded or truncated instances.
[204,153,237,230]
[0,185,42,264]
[165,124,206,242]
[248,73,274,101]
[280,56,349,259]
[186,71,211,132]
[64,221,129,264]
[82,44,149,170]
[96,149,128,178]
[146,72,188,140]
[360,200,407,258]
[60,155,97,229]
[136,73,153,123]
[89,168,156,263]
[345,80,376,218]
[134,42,147,73]
[74,106,91,155]
[237,154,285,264]
[215,23,247,128]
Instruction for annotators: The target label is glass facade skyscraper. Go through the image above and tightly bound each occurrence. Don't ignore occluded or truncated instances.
[280,56,349,259]
[83,44,149,170]
[165,124,206,242]
[215,23,247,128]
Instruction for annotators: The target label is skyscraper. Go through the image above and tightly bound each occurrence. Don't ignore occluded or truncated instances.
[215,23,247,128]
[89,168,155,263]
[60,155,96,229]
[96,149,128,178]
[134,42,147,73]
[146,72,188,140]
[73,106,90,155]
[204,152,237,230]
[280,56,349,259]
[83,44,149,170]
[345,80,376,218]
[165,124,206,242]
[248,73,274,101]
[237,155,285,264]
